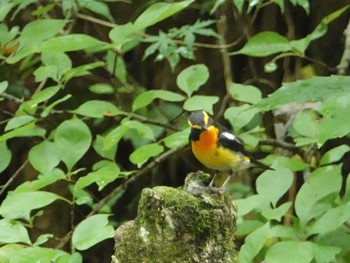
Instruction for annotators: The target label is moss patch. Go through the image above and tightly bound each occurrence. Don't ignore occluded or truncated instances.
[113,172,237,263]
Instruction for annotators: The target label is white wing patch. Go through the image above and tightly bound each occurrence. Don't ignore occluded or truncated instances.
[221,131,235,141]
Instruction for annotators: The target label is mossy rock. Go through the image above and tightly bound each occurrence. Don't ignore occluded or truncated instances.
[113,172,237,263]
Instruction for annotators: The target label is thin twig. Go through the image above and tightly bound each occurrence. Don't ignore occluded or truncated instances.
[76,13,116,28]
[34,78,47,95]
[76,12,242,50]
[259,138,302,154]
[89,146,183,216]
[55,230,73,250]
[2,92,23,103]
[0,159,29,196]
[337,17,350,75]
[127,112,180,131]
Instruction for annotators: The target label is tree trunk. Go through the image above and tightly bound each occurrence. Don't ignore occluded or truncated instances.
[112,172,237,263]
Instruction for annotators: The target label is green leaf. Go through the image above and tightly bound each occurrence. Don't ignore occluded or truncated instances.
[42,51,71,69]
[56,252,83,263]
[183,95,219,114]
[290,5,349,54]
[132,90,185,112]
[41,34,107,52]
[8,247,68,263]
[33,233,53,246]
[292,111,318,138]
[0,122,46,143]
[28,140,60,175]
[0,191,65,215]
[17,85,61,115]
[93,135,117,160]
[34,65,58,82]
[317,95,350,146]
[291,111,318,147]
[270,225,298,240]
[0,81,8,94]
[255,76,350,111]
[62,61,105,83]
[308,205,350,236]
[74,161,120,194]
[236,220,264,236]
[31,2,56,17]
[14,169,65,193]
[176,64,209,97]
[54,117,92,171]
[130,143,164,168]
[256,166,293,207]
[231,31,291,57]
[238,223,272,263]
[79,0,114,22]
[0,142,12,173]
[72,100,122,118]
[255,76,350,146]
[89,83,114,94]
[0,3,15,21]
[228,83,262,104]
[5,115,36,131]
[6,19,68,64]
[40,52,72,81]
[0,219,31,244]
[265,241,313,263]
[232,0,245,14]
[235,194,269,217]
[260,154,308,172]
[311,243,341,263]
[163,128,190,148]
[238,131,260,148]
[72,214,115,251]
[295,165,342,224]
[134,0,194,30]
[103,125,129,151]
[261,202,292,221]
[320,145,350,165]
[224,105,259,132]
[121,119,155,141]
[109,22,137,50]
[0,244,26,262]
[41,94,72,118]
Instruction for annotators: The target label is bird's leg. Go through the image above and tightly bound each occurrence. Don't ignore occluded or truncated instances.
[208,173,218,190]
[220,172,233,189]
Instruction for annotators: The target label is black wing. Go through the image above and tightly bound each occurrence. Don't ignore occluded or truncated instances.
[216,122,273,170]
[216,122,246,153]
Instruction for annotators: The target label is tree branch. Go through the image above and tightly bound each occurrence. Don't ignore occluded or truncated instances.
[0,159,29,196]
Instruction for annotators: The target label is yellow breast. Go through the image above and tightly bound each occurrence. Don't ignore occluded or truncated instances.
[191,126,245,171]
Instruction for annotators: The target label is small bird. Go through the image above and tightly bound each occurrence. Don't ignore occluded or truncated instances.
[188,110,270,189]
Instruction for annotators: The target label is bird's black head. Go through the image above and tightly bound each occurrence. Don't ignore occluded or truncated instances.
[188,110,212,130]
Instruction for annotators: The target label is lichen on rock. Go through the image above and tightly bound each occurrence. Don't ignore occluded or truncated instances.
[113,172,237,263]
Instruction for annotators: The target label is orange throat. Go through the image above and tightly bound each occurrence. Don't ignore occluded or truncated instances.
[191,126,219,170]
[192,126,218,151]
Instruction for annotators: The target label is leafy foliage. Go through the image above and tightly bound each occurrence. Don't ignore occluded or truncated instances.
[0,0,350,262]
